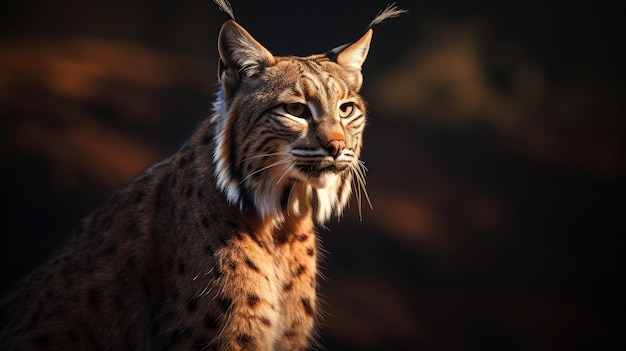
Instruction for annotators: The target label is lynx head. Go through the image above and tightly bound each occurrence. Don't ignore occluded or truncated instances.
[211,1,406,224]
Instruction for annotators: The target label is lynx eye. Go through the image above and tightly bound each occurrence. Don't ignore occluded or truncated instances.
[284,103,310,118]
[338,102,355,118]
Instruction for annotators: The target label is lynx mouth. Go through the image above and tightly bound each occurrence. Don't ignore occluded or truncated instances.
[289,160,350,189]
[295,160,350,177]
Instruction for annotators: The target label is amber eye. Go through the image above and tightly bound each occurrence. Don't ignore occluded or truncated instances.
[284,103,309,118]
[338,102,355,118]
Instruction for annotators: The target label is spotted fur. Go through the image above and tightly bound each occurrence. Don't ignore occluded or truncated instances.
[0,2,404,350]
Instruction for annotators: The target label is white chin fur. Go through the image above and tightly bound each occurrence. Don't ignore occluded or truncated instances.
[294,171,339,189]
[214,154,351,225]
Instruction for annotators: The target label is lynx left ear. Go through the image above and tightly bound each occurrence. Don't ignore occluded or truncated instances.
[328,29,373,71]
[218,20,275,78]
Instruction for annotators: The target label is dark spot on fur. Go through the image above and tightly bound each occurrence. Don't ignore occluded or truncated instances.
[250,234,266,249]
[280,186,292,211]
[133,191,145,204]
[301,297,314,317]
[186,186,194,198]
[296,233,308,242]
[155,178,168,212]
[295,264,306,276]
[244,257,259,272]
[86,288,101,309]
[228,260,237,269]
[247,294,260,307]
[205,244,215,256]
[215,267,224,278]
[170,174,179,187]
[306,247,315,256]
[226,220,237,229]
[284,330,296,338]
[196,187,204,199]
[178,259,186,275]
[210,212,219,222]
[220,297,233,311]
[236,334,253,347]
[260,317,272,327]
[283,281,294,292]
[187,297,198,313]
[202,135,211,144]
[129,222,142,238]
[218,234,229,246]
[205,312,221,330]
[201,217,211,229]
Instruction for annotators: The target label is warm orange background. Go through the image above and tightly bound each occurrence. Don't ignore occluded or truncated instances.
[1,1,623,350]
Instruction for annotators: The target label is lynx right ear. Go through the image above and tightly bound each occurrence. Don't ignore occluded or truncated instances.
[218,20,276,79]
[333,29,373,71]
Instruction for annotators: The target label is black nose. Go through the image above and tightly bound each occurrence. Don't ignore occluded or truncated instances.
[325,139,345,158]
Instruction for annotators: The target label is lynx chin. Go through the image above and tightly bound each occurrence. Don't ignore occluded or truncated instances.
[0,1,406,350]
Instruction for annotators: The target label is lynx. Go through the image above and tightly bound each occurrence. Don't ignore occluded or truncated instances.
[0,1,405,350]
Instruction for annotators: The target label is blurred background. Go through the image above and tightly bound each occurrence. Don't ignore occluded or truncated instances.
[1,0,623,350]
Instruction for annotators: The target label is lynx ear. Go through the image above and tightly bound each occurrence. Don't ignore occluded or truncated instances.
[218,20,275,78]
[328,29,373,71]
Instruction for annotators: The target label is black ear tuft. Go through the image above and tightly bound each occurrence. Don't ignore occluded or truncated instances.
[214,0,235,21]
[367,3,408,30]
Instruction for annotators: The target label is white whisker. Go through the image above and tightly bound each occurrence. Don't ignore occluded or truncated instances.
[276,163,295,185]
[350,169,363,220]
[357,161,373,210]
[240,158,291,184]
[349,161,372,221]
[236,152,291,165]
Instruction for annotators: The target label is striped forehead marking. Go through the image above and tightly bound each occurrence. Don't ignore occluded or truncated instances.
[293,60,348,118]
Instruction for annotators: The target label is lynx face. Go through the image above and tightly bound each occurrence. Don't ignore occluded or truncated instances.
[212,21,373,224]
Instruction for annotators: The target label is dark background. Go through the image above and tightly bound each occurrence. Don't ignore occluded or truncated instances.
[1,1,624,350]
